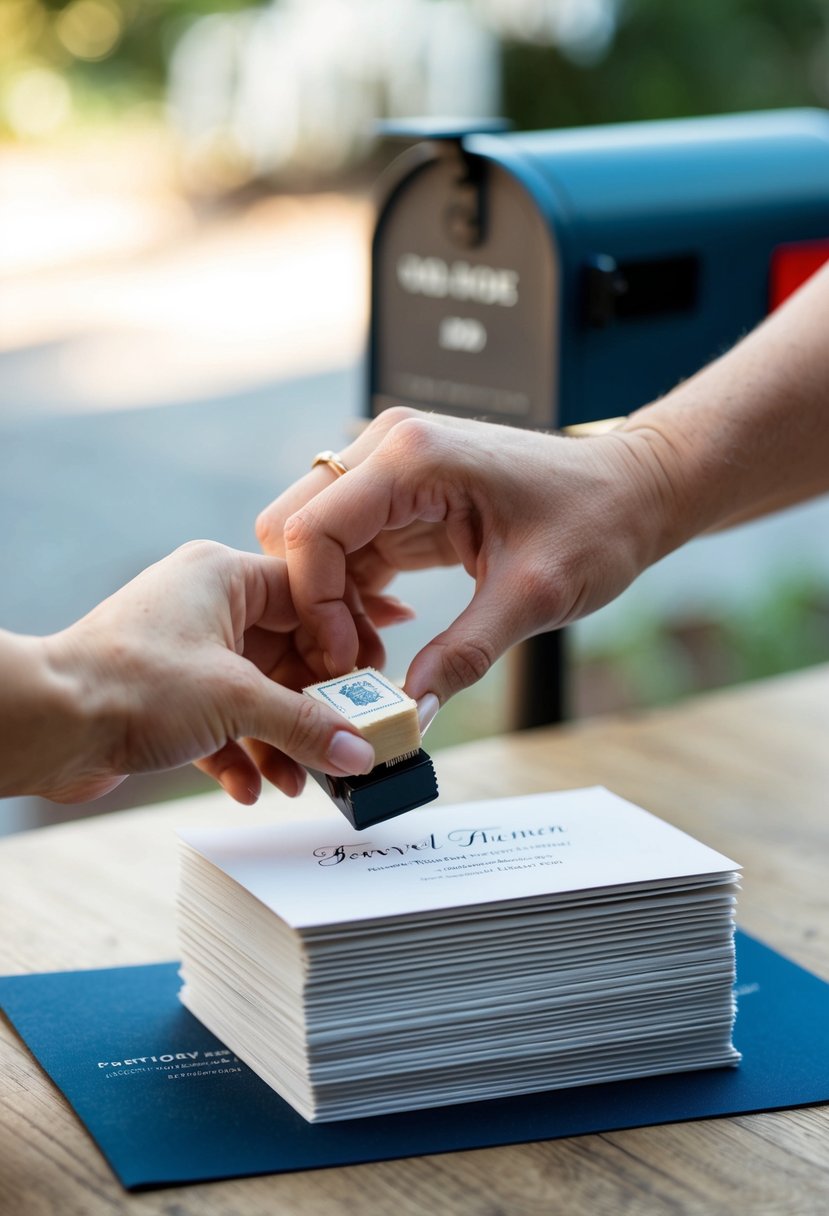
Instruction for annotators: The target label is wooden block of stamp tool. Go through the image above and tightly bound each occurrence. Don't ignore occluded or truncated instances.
[302,668,439,830]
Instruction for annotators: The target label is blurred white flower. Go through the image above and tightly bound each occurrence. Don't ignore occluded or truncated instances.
[168,0,500,183]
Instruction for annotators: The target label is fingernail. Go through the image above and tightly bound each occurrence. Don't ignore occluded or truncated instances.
[385,597,417,618]
[323,651,338,676]
[327,730,375,776]
[284,762,307,798]
[417,693,440,737]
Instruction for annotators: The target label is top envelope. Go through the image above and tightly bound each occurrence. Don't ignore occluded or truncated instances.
[179,787,739,929]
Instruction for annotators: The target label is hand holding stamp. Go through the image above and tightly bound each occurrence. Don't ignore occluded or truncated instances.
[302,668,438,829]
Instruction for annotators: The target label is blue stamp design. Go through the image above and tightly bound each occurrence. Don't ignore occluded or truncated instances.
[339,680,381,707]
[308,669,406,719]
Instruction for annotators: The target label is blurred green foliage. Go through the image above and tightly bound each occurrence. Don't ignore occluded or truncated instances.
[503,0,829,129]
[0,0,267,132]
[4,0,829,137]
[575,576,829,715]
[1,0,265,78]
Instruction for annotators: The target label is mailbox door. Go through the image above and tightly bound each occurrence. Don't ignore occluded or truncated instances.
[371,152,559,430]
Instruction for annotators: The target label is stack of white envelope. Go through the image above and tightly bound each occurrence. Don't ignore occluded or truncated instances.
[177,787,741,1123]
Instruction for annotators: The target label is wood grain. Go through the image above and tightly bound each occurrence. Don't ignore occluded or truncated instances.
[2,666,829,1214]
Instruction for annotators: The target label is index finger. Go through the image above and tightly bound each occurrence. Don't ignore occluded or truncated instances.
[256,462,344,556]
[283,452,435,675]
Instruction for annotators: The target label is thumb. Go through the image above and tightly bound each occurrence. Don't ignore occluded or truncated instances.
[228,666,376,778]
[403,574,529,707]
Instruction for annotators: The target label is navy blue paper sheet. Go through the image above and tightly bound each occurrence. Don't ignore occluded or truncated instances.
[1,931,828,1191]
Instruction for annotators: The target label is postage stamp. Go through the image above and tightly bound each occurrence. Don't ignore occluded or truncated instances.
[306,670,407,721]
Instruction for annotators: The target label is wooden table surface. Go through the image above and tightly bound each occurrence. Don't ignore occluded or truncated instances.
[2,665,829,1215]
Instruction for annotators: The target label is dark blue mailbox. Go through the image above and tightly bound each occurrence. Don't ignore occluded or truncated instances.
[370,110,829,430]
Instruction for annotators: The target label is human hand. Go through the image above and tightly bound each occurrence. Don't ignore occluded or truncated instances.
[256,408,671,714]
[33,542,376,804]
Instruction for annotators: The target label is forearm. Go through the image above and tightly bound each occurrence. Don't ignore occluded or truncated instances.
[0,629,112,799]
[618,262,829,559]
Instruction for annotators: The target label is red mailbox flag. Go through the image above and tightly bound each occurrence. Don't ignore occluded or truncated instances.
[769,239,829,310]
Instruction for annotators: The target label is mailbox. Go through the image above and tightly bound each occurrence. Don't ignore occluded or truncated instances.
[369,110,829,431]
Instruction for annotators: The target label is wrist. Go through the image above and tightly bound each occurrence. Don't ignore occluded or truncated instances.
[0,631,83,797]
[46,622,124,745]
[31,627,124,800]
[613,392,721,565]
